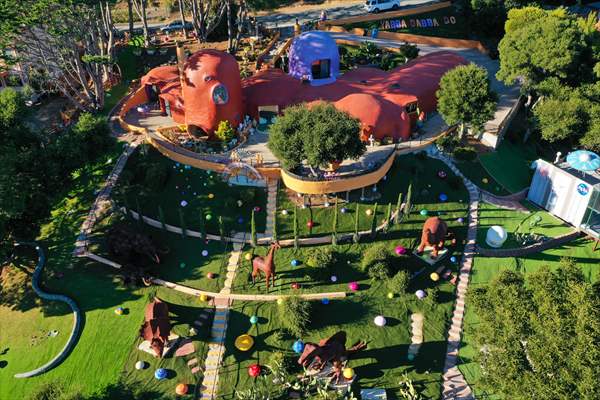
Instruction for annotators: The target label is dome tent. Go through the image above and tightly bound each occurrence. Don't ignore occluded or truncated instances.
[288,31,340,86]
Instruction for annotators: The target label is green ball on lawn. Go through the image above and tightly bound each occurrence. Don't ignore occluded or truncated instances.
[205,214,212,221]
[387,292,394,299]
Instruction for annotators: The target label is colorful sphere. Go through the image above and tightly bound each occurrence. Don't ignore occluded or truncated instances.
[439,193,448,202]
[206,272,215,279]
[430,272,440,282]
[281,209,288,215]
[330,275,338,282]
[482,178,489,184]
[114,307,124,315]
[343,367,355,380]
[366,209,373,216]
[395,246,407,255]
[235,334,255,351]
[179,262,186,269]
[237,217,244,224]
[175,383,188,395]
[291,259,300,267]
[457,217,464,224]
[387,292,394,299]
[420,209,428,216]
[180,200,188,207]
[348,282,359,291]
[321,298,330,305]
[437,170,447,179]
[248,364,262,377]
[135,361,146,370]
[277,298,284,305]
[408,353,415,361]
[208,193,214,199]
[237,200,243,207]
[415,289,426,299]
[340,207,348,214]
[292,340,304,354]
[245,253,252,261]
[199,294,208,302]
[450,256,457,263]
[154,368,168,380]
[324,202,330,207]
[291,282,301,290]
[306,220,314,228]
[374,315,387,327]
[250,315,258,324]
[202,250,209,257]
[205,214,212,221]
[253,206,261,212]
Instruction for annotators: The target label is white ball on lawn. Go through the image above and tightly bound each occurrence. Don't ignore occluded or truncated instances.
[374,315,387,327]
[202,250,209,257]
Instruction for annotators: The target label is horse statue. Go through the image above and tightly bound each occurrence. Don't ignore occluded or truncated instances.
[139,297,171,357]
[416,216,455,258]
[251,242,280,289]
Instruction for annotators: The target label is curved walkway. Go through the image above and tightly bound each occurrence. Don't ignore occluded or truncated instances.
[481,187,530,213]
[428,147,477,400]
[13,242,82,378]
[476,229,581,258]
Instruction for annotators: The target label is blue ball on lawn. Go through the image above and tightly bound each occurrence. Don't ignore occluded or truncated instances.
[439,193,448,202]
[154,368,168,380]
[292,340,304,354]
[450,256,457,263]
[238,217,244,224]
[291,259,299,267]
[321,298,330,305]
[250,315,258,324]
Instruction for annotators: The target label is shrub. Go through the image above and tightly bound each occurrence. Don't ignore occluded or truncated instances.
[415,151,428,161]
[448,175,463,190]
[306,247,335,269]
[279,296,311,337]
[368,261,391,280]
[388,270,410,294]
[435,134,460,152]
[144,161,170,191]
[214,120,236,142]
[72,112,112,158]
[360,243,389,272]
[453,146,477,161]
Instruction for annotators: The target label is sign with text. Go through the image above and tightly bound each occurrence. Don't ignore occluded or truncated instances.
[380,16,457,31]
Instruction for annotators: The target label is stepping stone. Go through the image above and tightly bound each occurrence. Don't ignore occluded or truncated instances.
[199,314,210,319]
[194,320,204,327]
[175,341,196,357]
[187,358,198,366]
[191,366,201,374]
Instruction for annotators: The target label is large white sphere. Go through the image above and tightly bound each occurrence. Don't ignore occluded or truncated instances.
[135,361,146,370]
[374,315,387,327]
[486,225,508,248]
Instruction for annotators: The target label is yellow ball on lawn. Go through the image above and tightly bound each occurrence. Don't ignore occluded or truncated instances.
[199,294,208,302]
[208,193,215,199]
[343,367,354,379]
[245,253,252,261]
[482,178,489,184]
[387,292,394,299]
[430,272,440,282]
[276,298,284,306]
[365,209,373,216]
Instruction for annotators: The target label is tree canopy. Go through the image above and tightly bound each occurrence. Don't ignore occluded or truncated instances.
[469,258,600,399]
[267,103,365,173]
[436,63,497,134]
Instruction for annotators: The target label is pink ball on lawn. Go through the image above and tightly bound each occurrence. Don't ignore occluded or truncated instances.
[395,246,407,255]
[307,220,314,228]
[348,282,359,291]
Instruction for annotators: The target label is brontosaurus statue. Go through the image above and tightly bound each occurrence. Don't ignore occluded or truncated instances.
[139,297,171,357]
[251,242,280,289]
[416,216,455,258]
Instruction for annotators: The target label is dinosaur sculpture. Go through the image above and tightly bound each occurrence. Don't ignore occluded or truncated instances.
[298,331,366,383]
[139,297,171,358]
[416,216,455,258]
[107,223,167,265]
[251,242,280,289]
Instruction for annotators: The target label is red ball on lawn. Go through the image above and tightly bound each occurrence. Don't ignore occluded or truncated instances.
[291,282,300,290]
[307,220,314,228]
[248,363,262,377]
[206,272,215,279]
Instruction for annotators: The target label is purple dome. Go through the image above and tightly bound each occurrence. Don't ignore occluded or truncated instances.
[288,31,340,86]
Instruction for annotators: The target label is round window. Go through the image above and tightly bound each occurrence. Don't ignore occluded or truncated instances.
[212,84,229,105]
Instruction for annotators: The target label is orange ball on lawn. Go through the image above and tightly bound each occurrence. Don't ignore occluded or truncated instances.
[175,383,188,395]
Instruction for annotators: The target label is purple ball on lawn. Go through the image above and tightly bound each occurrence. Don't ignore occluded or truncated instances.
[457,217,464,224]
[238,217,244,224]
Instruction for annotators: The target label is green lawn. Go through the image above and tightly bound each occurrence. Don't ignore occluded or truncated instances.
[476,202,573,249]
[479,140,537,194]
[454,158,510,196]
[115,147,268,235]
[276,153,469,239]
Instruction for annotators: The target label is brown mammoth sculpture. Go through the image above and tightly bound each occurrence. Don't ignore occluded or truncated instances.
[416,216,455,258]
[139,297,171,357]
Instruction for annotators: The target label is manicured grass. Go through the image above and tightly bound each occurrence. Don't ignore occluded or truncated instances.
[219,267,458,399]
[477,202,573,249]
[115,147,267,235]
[276,153,470,239]
[454,158,510,196]
[479,140,537,194]
[459,237,600,398]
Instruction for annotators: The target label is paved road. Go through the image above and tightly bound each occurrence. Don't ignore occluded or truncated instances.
[115,0,440,31]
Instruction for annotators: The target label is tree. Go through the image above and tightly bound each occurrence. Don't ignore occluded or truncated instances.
[188,0,227,42]
[250,209,257,247]
[468,259,600,398]
[533,96,584,144]
[394,192,403,225]
[369,203,378,239]
[268,103,366,175]
[404,182,412,219]
[437,63,497,136]
[132,0,150,46]
[497,7,598,91]
[293,204,299,250]
[331,198,338,246]
[271,209,277,242]
[226,0,248,53]
[353,203,360,243]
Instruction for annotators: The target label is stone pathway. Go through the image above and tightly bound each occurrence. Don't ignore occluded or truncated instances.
[199,234,244,399]
[428,147,478,400]
[481,188,529,213]
[264,179,278,240]
[408,313,424,360]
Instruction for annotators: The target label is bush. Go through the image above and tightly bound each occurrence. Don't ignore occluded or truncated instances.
[415,150,428,161]
[71,112,112,159]
[368,261,391,280]
[279,296,311,337]
[447,175,463,190]
[435,134,460,152]
[360,243,390,272]
[239,188,257,204]
[214,120,236,142]
[453,146,477,161]
[388,270,410,294]
[144,161,170,192]
[306,247,335,269]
